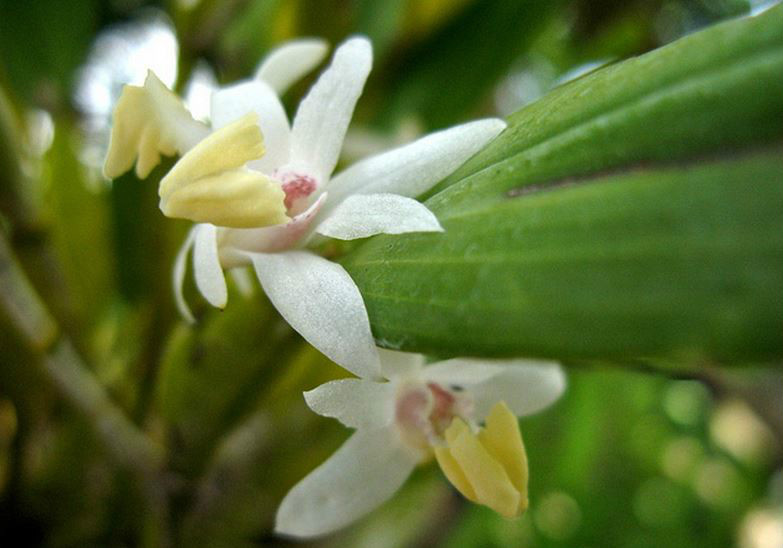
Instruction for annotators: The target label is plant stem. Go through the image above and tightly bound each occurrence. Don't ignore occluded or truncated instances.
[0,232,164,474]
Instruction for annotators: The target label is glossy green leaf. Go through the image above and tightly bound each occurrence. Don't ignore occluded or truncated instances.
[429,5,783,201]
[343,8,783,363]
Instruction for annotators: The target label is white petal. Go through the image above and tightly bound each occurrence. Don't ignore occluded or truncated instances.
[289,37,372,182]
[249,250,381,379]
[469,361,566,419]
[183,61,219,123]
[378,349,425,380]
[255,38,329,94]
[275,427,418,538]
[422,358,505,387]
[173,226,198,323]
[304,379,395,429]
[193,224,227,309]
[327,118,507,206]
[315,193,443,240]
[210,81,291,172]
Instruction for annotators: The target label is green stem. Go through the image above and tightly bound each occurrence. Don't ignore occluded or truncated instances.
[0,232,164,474]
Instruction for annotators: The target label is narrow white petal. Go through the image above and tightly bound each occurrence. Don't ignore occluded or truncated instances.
[422,358,505,387]
[327,118,507,206]
[193,224,228,309]
[378,349,425,379]
[210,81,291,172]
[469,361,566,419]
[173,226,198,323]
[249,250,381,379]
[304,379,395,429]
[255,38,329,94]
[289,36,372,182]
[315,193,443,240]
[275,427,418,538]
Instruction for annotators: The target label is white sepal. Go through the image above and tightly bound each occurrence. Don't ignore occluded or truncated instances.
[193,224,228,309]
[249,250,381,379]
[315,193,443,240]
[304,379,395,429]
[255,38,329,94]
[422,358,505,388]
[172,226,199,323]
[289,36,372,182]
[469,361,566,419]
[275,426,418,538]
[327,118,507,205]
[210,81,291,172]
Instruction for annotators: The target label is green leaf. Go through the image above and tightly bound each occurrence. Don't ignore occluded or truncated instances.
[430,4,783,200]
[343,8,783,363]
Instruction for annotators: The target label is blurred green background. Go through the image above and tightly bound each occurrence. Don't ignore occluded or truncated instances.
[0,0,781,547]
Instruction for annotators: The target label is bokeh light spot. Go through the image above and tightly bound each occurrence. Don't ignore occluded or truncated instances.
[533,491,581,540]
[661,436,705,483]
[663,380,710,428]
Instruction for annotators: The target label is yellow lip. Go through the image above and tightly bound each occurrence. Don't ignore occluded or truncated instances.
[434,401,529,518]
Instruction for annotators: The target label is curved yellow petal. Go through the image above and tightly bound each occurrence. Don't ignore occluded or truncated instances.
[435,420,478,502]
[448,422,521,517]
[104,71,208,179]
[159,113,288,228]
[159,113,264,198]
[434,402,529,518]
[161,170,287,228]
[478,402,529,513]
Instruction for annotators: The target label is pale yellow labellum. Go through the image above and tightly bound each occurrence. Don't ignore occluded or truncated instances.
[158,113,289,228]
[434,401,529,518]
[103,71,208,179]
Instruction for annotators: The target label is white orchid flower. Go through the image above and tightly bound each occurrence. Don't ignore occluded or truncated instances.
[104,36,507,379]
[276,350,566,538]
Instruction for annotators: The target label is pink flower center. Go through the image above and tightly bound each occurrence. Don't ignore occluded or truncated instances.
[280,174,317,212]
[394,382,471,449]
[427,382,458,434]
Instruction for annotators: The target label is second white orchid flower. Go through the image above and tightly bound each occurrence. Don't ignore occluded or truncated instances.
[276,350,566,538]
[104,36,506,379]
